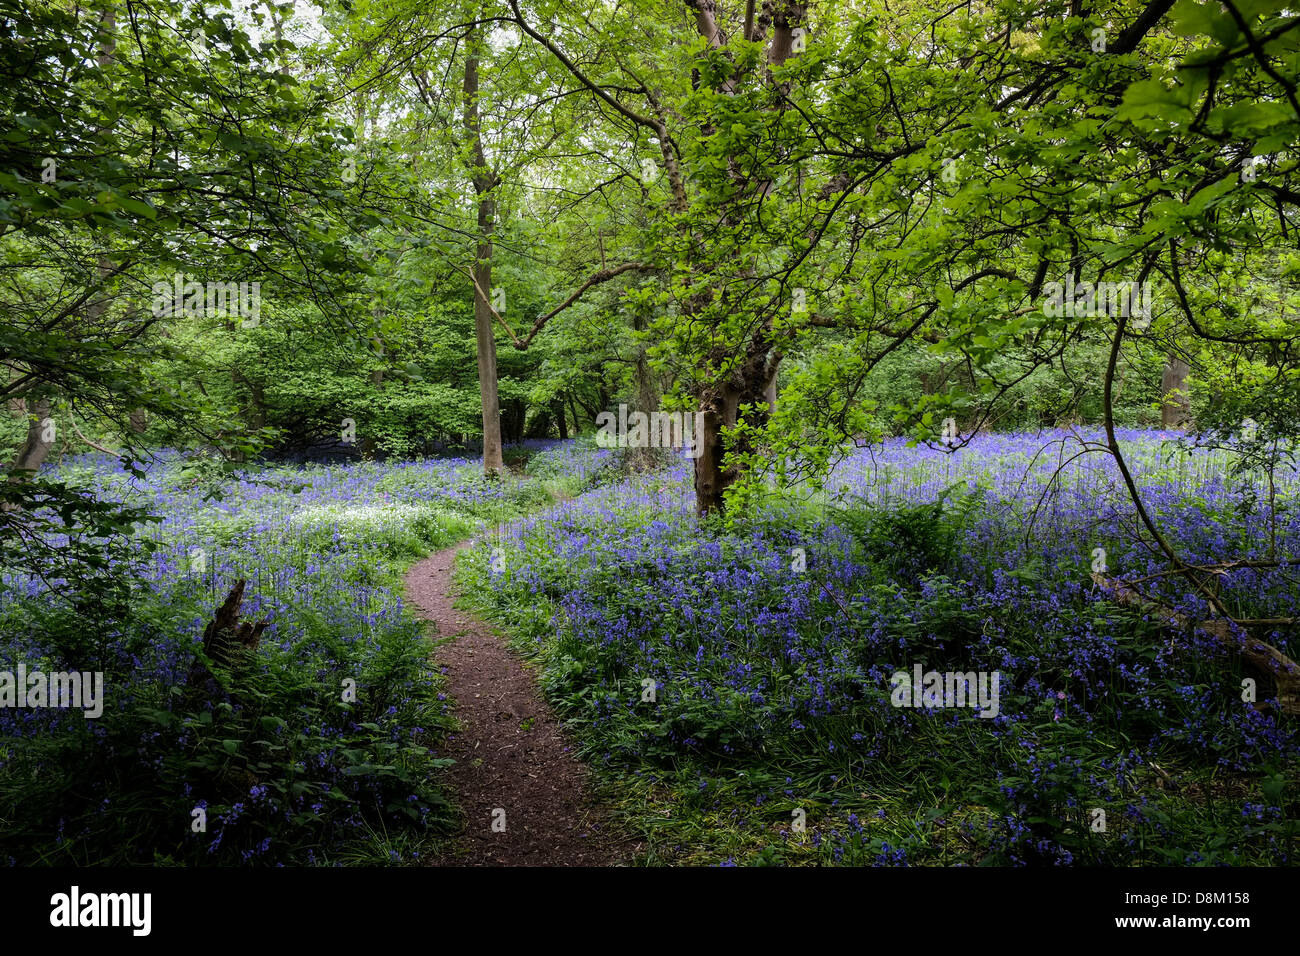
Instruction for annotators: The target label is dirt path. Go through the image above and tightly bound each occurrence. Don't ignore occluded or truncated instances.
[404,538,635,866]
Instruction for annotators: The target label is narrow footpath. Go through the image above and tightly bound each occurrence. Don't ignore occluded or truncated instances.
[404,539,636,866]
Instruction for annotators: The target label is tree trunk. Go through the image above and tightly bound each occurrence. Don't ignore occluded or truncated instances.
[764,369,779,414]
[567,391,582,433]
[553,398,568,439]
[11,397,54,476]
[1160,354,1191,427]
[693,389,737,517]
[6,364,26,418]
[463,37,504,476]
[629,311,659,470]
[684,2,805,517]
[472,230,503,474]
[693,315,781,516]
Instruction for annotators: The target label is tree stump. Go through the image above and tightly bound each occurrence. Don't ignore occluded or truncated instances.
[185,579,269,698]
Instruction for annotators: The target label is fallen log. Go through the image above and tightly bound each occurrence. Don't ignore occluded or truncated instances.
[1091,572,1300,715]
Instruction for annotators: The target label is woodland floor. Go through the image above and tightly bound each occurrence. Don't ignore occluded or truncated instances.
[404,538,637,866]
